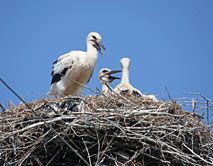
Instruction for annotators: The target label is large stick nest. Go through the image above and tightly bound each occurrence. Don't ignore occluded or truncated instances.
[0,94,212,166]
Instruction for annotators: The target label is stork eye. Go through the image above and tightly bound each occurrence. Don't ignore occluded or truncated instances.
[102,70,108,73]
[92,36,97,40]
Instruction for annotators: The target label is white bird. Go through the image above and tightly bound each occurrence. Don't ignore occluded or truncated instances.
[98,68,121,93]
[48,32,105,96]
[114,58,158,101]
[114,58,143,97]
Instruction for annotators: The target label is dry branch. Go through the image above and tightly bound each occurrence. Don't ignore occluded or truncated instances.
[0,94,212,166]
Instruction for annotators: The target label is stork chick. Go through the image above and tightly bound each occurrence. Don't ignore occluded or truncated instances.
[114,58,158,101]
[114,58,142,97]
[48,32,105,96]
[98,68,121,93]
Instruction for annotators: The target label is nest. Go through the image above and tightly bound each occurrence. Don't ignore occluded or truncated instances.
[0,94,212,166]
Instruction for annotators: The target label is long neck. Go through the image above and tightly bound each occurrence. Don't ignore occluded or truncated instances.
[102,83,109,93]
[87,42,98,56]
[121,66,130,84]
[84,43,98,66]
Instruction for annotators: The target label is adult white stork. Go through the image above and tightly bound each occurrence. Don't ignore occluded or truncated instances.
[114,58,158,101]
[48,32,105,96]
[98,68,121,93]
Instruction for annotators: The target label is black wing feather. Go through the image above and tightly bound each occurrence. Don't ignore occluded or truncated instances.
[121,89,129,94]
[53,60,58,64]
[133,90,142,97]
[51,74,61,84]
[51,66,72,85]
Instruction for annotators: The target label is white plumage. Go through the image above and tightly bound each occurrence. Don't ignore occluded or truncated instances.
[48,32,105,96]
[98,68,121,94]
[114,58,158,101]
[114,58,143,97]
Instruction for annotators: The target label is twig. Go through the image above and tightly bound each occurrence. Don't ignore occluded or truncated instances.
[165,86,174,101]
[106,83,134,104]
[0,78,90,166]
[45,149,61,166]
[82,137,92,166]
[95,131,101,166]
[182,143,213,165]
[18,145,36,166]
[0,80,212,165]
[0,103,6,112]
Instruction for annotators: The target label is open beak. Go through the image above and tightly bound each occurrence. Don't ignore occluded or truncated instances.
[107,70,121,82]
[95,40,106,56]
[108,75,120,80]
[108,70,121,75]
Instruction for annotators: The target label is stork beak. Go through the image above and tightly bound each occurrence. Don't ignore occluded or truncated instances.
[108,70,122,75]
[108,75,120,80]
[96,40,106,56]
[107,70,121,82]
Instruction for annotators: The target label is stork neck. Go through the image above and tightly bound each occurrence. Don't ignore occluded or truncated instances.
[84,43,98,66]
[121,67,129,84]
[102,83,109,93]
[87,43,98,56]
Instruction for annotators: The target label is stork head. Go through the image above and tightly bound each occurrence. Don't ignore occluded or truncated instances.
[120,57,131,70]
[87,32,106,55]
[99,68,121,85]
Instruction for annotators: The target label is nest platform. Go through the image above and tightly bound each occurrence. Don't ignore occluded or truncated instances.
[0,94,212,166]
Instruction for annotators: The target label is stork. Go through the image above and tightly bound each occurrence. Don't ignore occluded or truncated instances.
[48,32,105,96]
[114,58,158,101]
[98,68,121,94]
[114,58,143,97]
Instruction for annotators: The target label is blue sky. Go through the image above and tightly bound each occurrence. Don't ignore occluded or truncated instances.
[0,1,212,121]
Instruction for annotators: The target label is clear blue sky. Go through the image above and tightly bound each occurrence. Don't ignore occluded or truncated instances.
[0,1,212,121]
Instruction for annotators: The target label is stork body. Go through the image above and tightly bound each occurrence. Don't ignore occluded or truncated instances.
[48,32,105,96]
[98,68,121,94]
